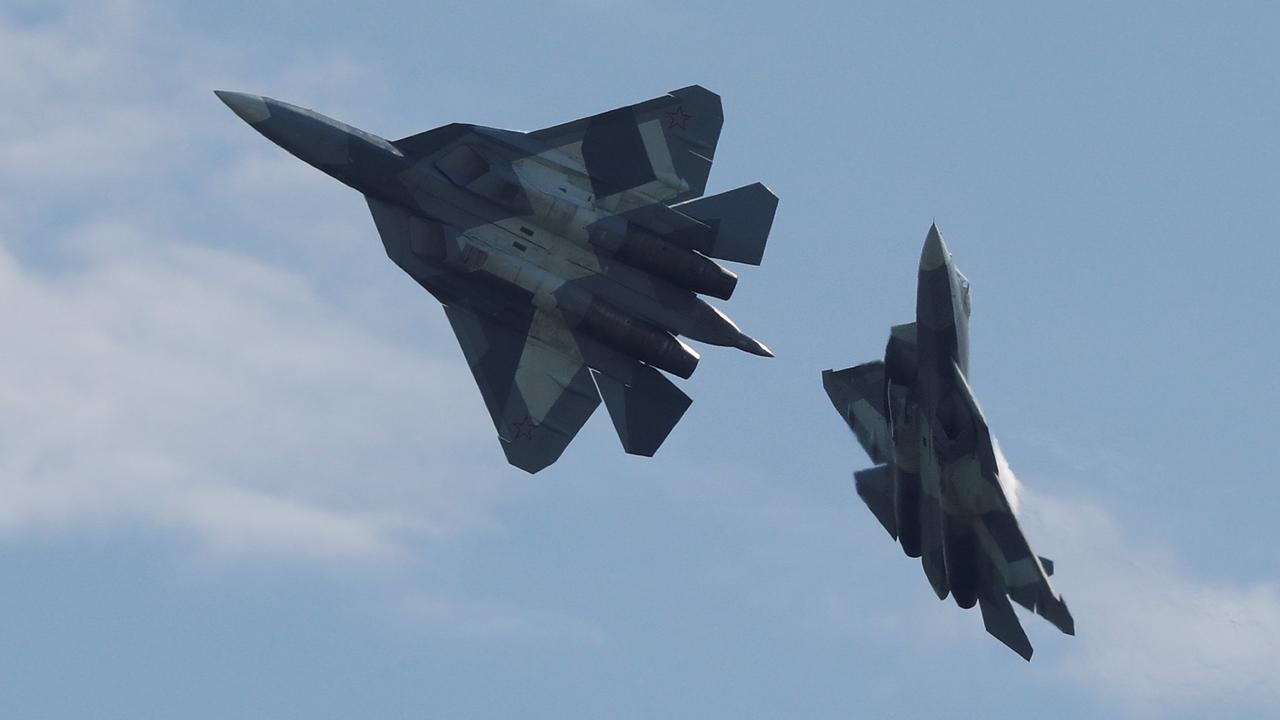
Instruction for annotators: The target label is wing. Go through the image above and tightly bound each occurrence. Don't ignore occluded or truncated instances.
[950,361,1076,639]
[526,85,723,204]
[822,362,892,464]
[444,302,601,474]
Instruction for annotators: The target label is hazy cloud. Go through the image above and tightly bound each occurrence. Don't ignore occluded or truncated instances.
[398,593,607,645]
[1021,492,1280,716]
[0,234,507,565]
[0,2,514,566]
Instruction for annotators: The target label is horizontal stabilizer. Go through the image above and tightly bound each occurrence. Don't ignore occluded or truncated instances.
[853,465,897,539]
[671,183,778,265]
[593,364,692,457]
[979,592,1034,661]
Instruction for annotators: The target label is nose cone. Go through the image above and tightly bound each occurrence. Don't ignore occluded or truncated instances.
[215,90,272,125]
[214,90,354,172]
[920,223,950,271]
[214,90,409,203]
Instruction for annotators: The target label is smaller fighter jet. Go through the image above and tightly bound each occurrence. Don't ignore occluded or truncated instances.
[822,225,1073,660]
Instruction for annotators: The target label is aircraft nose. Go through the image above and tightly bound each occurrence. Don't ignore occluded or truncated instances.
[214,90,272,125]
[920,223,950,271]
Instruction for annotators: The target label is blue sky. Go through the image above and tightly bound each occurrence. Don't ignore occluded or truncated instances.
[1,1,1277,717]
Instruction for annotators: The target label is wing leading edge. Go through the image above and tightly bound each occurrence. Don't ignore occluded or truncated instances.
[526,86,723,204]
[949,360,1076,656]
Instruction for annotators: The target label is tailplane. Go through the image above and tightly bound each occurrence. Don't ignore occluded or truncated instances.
[592,364,692,457]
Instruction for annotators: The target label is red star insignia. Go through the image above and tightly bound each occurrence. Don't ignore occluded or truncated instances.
[511,415,538,441]
[664,105,693,130]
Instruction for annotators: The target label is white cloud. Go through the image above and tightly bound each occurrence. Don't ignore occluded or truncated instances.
[0,2,522,568]
[1019,491,1280,716]
[0,234,506,565]
[0,3,192,189]
[802,461,1280,716]
[0,2,384,240]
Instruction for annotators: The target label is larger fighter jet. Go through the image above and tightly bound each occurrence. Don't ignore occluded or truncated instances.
[218,87,776,473]
[822,225,1074,660]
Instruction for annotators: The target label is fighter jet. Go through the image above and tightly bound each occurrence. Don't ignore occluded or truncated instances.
[217,87,776,473]
[822,225,1073,660]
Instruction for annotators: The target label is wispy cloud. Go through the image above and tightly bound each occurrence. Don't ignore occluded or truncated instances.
[0,236,503,565]
[0,2,512,567]
[1020,491,1280,716]
[796,454,1279,716]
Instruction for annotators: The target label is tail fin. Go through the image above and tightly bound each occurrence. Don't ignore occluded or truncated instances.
[592,365,692,457]
[672,182,778,265]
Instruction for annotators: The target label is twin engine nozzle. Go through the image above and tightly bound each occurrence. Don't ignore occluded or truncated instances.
[549,285,700,379]
[595,225,738,301]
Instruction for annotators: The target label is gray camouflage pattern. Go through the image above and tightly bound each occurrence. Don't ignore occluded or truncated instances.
[217,87,776,473]
[822,225,1074,660]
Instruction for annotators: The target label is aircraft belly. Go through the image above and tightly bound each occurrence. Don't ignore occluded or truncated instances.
[917,435,945,505]
[394,153,713,342]
[888,391,922,472]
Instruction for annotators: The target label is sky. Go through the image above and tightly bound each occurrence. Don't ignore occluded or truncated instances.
[1,1,1278,718]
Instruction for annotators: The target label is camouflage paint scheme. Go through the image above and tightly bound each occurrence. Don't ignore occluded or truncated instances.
[217,87,776,474]
[822,225,1074,660]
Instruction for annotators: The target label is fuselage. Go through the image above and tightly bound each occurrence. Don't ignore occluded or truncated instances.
[215,92,765,373]
[909,227,979,512]
[885,227,1040,610]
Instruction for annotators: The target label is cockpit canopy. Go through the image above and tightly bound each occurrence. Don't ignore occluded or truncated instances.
[956,268,972,318]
